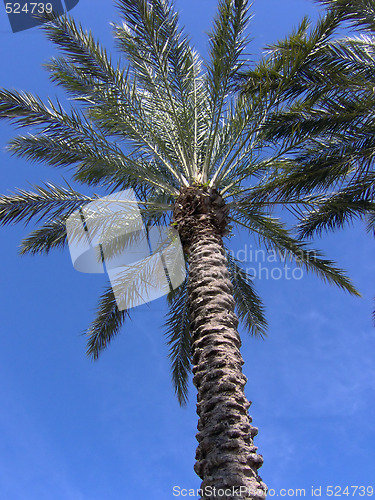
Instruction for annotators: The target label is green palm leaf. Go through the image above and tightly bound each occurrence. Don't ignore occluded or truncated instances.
[164,278,191,405]
[231,205,360,295]
[86,285,130,359]
[226,252,267,337]
[203,0,250,178]
[0,182,94,226]
[19,218,68,255]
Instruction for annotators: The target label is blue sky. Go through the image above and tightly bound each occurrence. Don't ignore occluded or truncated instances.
[0,1,374,499]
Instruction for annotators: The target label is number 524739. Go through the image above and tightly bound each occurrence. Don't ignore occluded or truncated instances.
[5,3,53,14]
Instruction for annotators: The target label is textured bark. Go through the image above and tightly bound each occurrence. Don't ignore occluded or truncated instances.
[174,186,267,500]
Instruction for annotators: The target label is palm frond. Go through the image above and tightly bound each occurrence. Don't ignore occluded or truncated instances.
[11,188,171,256]
[114,0,205,180]
[41,10,122,89]
[39,11,190,187]
[86,285,130,359]
[164,278,191,406]
[240,11,341,101]
[231,206,361,296]
[226,251,267,337]
[19,218,68,255]
[210,10,354,189]
[315,0,375,32]
[207,93,265,187]
[203,0,251,178]
[297,184,375,238]
[0,89,181,195]
[0,182,93,226]
[262,88,375,148]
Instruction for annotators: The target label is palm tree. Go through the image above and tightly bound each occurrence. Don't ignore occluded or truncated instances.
[0,1,360,497]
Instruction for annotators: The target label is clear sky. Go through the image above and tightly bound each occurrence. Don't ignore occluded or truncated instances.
[0,1,374,499]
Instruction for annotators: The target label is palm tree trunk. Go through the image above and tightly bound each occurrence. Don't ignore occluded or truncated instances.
[187,224,267,500]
